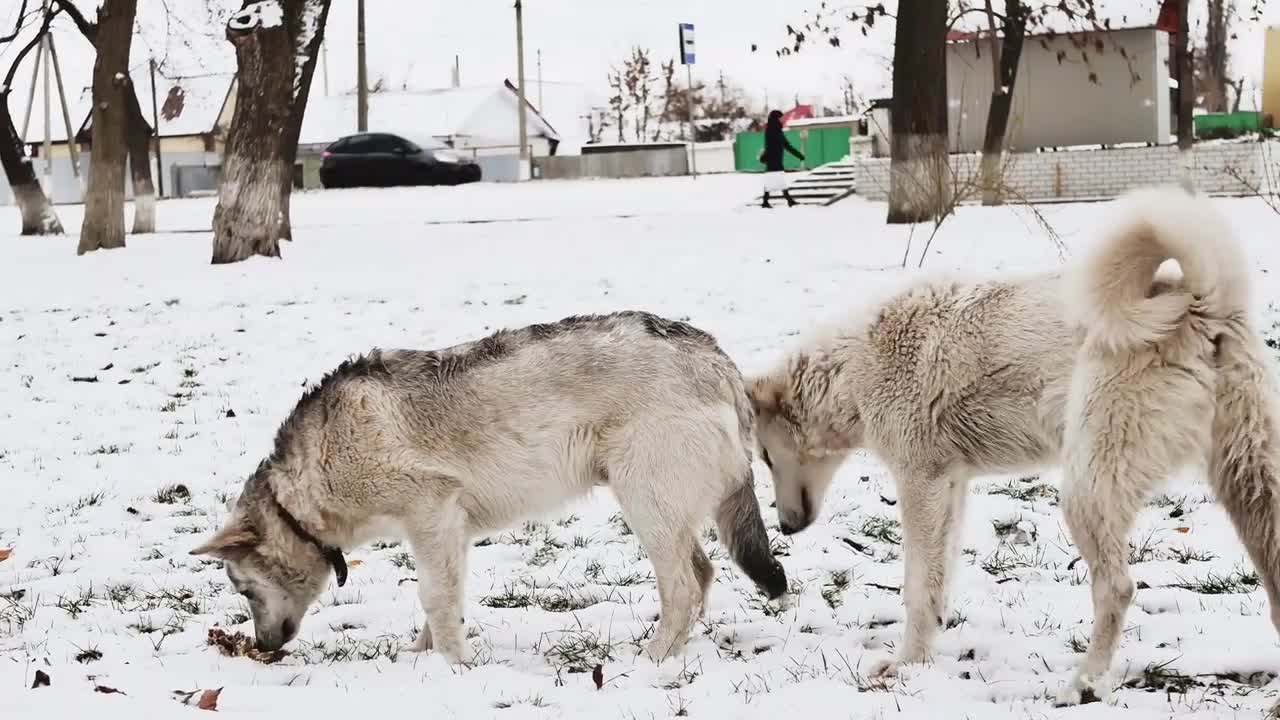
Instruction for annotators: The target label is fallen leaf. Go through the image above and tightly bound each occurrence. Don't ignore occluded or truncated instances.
[0,547,12,562]
[94,685,126,695]
[197,688,222,711]
[1174,527,1191,534]
[592,664,603,690]
[31,669,50,688]
[347,559,363,567]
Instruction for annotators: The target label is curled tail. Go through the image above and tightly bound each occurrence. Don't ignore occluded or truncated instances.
[1211,329,1280,636]
[716,470,787,599]
[1071,185,1251,353]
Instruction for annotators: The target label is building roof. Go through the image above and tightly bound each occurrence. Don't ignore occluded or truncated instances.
[299,81,560,148]
[25,70,234,144]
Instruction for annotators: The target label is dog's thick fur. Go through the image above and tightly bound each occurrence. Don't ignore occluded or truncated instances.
[192,311,787,664]
[748,186,1280,702]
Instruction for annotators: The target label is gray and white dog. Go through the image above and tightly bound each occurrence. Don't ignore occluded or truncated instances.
[191,311,787,664]
[748,186,1280,703]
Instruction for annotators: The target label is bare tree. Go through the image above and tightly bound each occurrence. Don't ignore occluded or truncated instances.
[887,0,949,224]
[624,47,655,142]
[606,67,628,142]
[978,0,1028,205]
[0,2,64,235]
[769,1,1154,211]
[123,81,155,233]
[1175,0,1194,151]
[212,0,332,264]
[56,0,149,250]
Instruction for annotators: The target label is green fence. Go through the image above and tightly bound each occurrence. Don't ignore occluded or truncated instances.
[733,126,852,172]
[1194,111,1266,138]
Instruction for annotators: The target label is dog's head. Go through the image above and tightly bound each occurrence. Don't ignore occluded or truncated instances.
[748,362,860,535]
[191,491,331,652]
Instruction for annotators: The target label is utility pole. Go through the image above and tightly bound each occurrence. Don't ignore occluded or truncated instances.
[357,0,368,132]
[514,0,529,179]
[678,23,697,179]
[20,34,39,141]
[537,49,543,112]
[149,58,164,197]
[321,38,330,97]
[47,27,79,184]
[41,5,52,195]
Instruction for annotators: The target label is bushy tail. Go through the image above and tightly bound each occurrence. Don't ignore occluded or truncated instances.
[716,471,787,599]
[1211,329,1280,636]
[1071,185,1250,353]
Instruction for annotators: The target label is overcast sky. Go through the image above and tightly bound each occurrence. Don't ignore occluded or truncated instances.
[3,0,1279,129]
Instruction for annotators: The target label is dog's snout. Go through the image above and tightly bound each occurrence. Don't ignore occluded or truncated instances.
[255,618,299,652]
[255,632,283,652]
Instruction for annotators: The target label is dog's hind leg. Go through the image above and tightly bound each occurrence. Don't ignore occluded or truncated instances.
[872,465,967,677]
[1210,333,1280,639]
[1057,464,1142,706]
[405,492,471,665]
[608,461,704,664]
[690,539,715,619]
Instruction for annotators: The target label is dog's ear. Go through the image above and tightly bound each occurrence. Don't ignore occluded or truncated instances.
[190,517,259,559]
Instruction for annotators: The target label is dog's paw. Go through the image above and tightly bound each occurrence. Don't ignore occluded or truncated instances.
[409,622,434,652]
[1054,674,1104,707]
[642,636,688,665]
[867,657,901,681]
[768,591,795,614]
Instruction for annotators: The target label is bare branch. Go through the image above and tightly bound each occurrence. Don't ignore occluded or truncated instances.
[4,4,61,91]
[50,0,96,43]
[0,1,30,44]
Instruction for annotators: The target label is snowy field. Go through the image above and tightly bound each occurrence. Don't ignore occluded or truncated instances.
[2,174,1280,719]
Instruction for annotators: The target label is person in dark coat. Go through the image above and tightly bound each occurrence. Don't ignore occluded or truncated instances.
[760,109,805,208]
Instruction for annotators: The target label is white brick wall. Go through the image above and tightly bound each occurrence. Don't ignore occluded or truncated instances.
[854,142,1278,203]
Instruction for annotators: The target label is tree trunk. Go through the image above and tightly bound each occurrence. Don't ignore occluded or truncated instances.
[0,92,63,234]
[78,0,136,255]
[1173,0,1195,193]
[124,80,155,234]
[1203,0,1230,114]
[1175,0,1193,151]
[887,0,949,224]
[979,0,1028,206]
[212,0,331,264]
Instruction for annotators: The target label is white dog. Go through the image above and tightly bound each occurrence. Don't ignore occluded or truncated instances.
[192,311,787,665]
[748,186,1280,703]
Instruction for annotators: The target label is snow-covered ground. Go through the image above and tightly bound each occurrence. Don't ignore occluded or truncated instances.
[2,175,1280,719]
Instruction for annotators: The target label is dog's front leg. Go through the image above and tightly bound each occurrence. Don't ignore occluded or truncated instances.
[871,469,961,678]
[405,500,471,665]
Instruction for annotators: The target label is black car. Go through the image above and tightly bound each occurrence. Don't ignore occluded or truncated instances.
[319,132,482,189]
